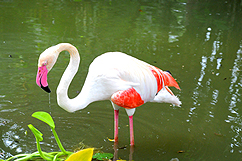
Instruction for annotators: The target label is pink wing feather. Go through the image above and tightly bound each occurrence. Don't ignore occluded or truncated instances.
[149,66,180,93]
[111,87,144,109]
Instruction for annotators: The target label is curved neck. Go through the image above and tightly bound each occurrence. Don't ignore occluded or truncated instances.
[55,43,89,112]
[56,43,80,90]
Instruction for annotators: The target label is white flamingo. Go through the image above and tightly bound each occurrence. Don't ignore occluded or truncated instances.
[36,43,181,146]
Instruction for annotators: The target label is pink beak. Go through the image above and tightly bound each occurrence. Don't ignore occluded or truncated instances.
[36,65,51,93]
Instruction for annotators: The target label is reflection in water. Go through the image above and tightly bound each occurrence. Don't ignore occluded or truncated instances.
[0,95,13,110]
[0,122,24,159]
[186,8,242,155]
[113,142,134,161]
[2,124,23,153]
[226,46,242,153]
[189,56,208,120]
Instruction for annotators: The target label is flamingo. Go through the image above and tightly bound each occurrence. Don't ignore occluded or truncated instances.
[36,43,181,146]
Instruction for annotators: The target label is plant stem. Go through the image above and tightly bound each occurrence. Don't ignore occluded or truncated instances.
[53,152,65,161]
[6,154,28,161]
[51,127,70,155]
[15,154,34,161]
[36,138,53,160]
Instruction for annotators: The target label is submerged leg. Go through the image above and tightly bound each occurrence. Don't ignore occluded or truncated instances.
[129,115,134,146]
[114,109,119,142]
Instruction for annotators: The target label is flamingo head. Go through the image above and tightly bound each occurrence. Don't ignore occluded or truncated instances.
[36,45,59,93]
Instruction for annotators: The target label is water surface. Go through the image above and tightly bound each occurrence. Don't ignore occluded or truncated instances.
[0,0,242,160]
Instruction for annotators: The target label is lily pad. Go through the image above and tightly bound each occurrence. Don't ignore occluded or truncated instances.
[93,152,113,160]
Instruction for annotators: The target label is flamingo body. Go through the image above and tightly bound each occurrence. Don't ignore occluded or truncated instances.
[36,43,181,146]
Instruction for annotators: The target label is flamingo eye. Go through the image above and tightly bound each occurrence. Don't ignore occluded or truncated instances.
[42,61,47,66]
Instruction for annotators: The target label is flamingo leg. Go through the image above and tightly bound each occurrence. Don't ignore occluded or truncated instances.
[129,115,134,146]
[114,109,119,142]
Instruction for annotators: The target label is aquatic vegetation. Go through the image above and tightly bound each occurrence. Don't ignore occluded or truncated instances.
[4,111,93,161]
[66,148,94,161]
[3,111,114,161]
[92,152,113,160]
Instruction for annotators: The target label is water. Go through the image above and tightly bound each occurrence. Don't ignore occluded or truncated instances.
[0,0,242,160]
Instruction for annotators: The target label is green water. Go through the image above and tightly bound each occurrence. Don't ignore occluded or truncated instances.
[0,0,242,160]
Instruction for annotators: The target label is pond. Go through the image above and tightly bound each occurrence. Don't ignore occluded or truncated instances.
[0,0,242,160]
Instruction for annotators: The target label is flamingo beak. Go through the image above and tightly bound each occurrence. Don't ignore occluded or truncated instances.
[36,65,51,93]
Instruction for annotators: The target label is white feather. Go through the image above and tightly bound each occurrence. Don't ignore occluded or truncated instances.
[38,44,181,112]
[150,87,181,106]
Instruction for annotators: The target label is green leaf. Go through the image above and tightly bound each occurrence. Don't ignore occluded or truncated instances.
[92,152,113,160]
[65,148,94,161]
[32,111,55,129]
[28,124,43,141]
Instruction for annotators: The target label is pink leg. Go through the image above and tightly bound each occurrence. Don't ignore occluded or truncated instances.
[114,110,119,142]
[129,115,134,146]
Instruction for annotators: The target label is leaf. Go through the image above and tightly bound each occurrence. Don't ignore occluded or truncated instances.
[65,148,94,161]
[177,150,185,153]
[32,111,55,129]
[92,153,113,160]
[107,137,115,142]
[28,124,43,141]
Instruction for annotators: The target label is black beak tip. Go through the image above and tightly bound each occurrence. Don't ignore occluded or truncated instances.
[41,86,51,93]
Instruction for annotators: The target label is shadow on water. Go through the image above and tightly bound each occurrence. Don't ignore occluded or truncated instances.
[0,0,242,160]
